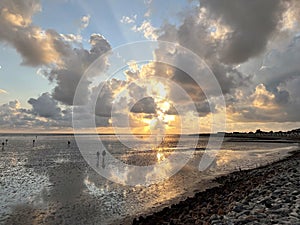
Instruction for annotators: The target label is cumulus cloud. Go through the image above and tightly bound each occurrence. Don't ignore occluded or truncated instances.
[153,0,300,127]
[0,0,111,106]
[0,0,73,66]
[28,93,62,118]
[0,100,72,130]
[251,84,277,110]
[200,0,288,64]
[132,20,158,40]
[243,35,300,123]
[40,34,111,105]
[156,0,299,95]
[21,16,110,107]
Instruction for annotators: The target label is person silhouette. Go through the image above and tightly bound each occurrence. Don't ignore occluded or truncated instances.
[33,139,35,147]
[2,142,4,150]
[102,150,106,169]
[5,139,8,145]
[96,151,100,168]
[67,141,71,147]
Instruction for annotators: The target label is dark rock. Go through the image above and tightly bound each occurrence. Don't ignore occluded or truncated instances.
[233,205,244,213]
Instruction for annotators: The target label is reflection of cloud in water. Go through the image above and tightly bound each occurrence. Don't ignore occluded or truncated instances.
[216,150,242,167]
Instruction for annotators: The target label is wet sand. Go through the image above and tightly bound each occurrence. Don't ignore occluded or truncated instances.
[132,149,300,225]
[1,136,299,225]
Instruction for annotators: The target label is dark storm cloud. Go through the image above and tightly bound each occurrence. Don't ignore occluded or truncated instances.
[200,0,287,64]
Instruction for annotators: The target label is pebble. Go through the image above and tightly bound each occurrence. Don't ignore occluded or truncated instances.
[214,151,300,225]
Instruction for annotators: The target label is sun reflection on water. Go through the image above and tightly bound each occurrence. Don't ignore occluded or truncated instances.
[156,152,165,162]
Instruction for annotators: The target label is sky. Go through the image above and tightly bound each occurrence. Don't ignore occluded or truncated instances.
[0,0,300,133]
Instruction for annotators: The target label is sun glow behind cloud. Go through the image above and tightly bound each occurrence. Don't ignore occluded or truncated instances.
[128,79,181,135]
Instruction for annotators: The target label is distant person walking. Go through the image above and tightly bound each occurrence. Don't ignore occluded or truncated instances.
[67,141,71,147]
[96,151,100,168]
[33,139,35,147]
[2,142,4,150]
[5,139,8,145]
[102,150,106,169]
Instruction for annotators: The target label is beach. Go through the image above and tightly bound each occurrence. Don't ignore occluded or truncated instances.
[133,149,300,225]
[0,135,299,225]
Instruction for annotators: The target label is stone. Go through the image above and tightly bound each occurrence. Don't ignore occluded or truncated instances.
[233,205,244,213]
[210,214,219,221]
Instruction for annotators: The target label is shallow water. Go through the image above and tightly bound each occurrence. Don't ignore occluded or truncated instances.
[0,134,298,224]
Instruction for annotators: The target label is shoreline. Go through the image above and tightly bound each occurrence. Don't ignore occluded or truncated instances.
[131,149,300,225]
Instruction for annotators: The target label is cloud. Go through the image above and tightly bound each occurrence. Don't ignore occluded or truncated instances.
[28,93,62,118]
[80,15,91,29]
[92,81,115,117]
[0,0,73,66]
[0,0,112,130]
[0,100,72,130]
[60,34,82,43]
[200,0,288,64]
[42,34,111,105]
[157,18,251,101]
[156,0,299,94]
[251,84,277,110]
[0,1,111,107]
[0,89,8,94]
[124,61,215,117]
[120,15,137,24]
[154,0,300,124]
[130,97,156,114]
[246,35,300,122]
[144,0,153,17]
[132,20,158,40]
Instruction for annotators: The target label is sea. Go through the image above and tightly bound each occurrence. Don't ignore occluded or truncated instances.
[0,134,298,224]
